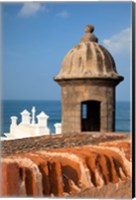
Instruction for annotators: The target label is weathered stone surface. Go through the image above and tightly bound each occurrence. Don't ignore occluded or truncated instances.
[13,153,50,196]
[12,157,43,196]
[1,159,20,196]
[47,144,131,186]
[76,178,132,198]
[35,151,89,193]
[54,37,122,80]
[54,25,124,134]
[47,158,63,196]
[1,140,131,197]
[2,132,129,157]
[99,140,131,161]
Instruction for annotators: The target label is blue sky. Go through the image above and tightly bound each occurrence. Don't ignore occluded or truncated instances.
[2,2,132,101]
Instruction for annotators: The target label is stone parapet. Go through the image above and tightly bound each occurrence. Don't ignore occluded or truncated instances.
[0,135,131,198]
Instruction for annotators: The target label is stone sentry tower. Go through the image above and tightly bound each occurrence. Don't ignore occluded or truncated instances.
[54,25,124,134]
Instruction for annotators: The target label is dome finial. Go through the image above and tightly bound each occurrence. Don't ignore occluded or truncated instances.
[80,25,98,43]
[85,25,94,33]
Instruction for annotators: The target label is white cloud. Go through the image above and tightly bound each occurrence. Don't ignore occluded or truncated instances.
[18,3,47,17]
[103,28,131,55]
[56,10,70,18]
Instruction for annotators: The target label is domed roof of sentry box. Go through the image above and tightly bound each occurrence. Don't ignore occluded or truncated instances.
[54,25,124,81]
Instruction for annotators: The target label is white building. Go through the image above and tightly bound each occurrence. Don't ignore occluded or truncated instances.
[4,107,50,139]
[2,106,62,140]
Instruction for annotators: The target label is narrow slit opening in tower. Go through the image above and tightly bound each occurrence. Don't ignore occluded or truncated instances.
[81,100,100,132]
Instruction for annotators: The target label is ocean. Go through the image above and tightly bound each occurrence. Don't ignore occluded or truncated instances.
[1,100,131,135]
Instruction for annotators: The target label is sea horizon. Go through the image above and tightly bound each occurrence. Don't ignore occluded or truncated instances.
[1,99,131,135]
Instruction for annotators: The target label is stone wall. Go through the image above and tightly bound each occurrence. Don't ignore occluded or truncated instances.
[1,139,131,197]
[60,80,116,134]
[1,132,129,157]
